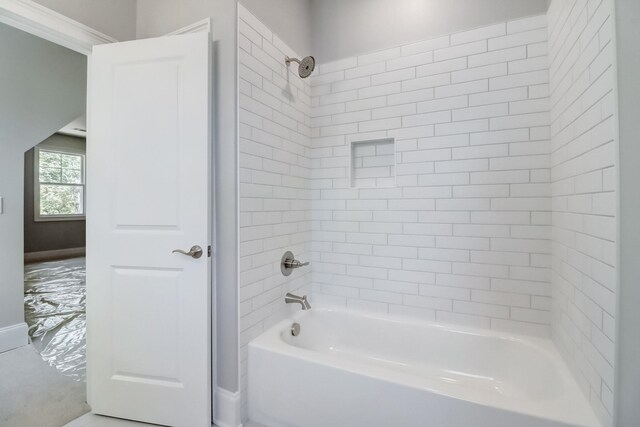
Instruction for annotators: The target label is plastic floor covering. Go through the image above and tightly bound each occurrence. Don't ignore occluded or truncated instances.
[24,257,86,382]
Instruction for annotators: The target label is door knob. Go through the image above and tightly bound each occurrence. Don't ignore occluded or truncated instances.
[172,245,203,259]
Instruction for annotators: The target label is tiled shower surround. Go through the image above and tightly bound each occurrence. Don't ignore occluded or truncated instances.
[310,14,553,336]
[239,3,618,425]
[548,0,616,425]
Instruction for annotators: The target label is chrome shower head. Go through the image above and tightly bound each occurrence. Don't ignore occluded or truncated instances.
[285,55,316,78]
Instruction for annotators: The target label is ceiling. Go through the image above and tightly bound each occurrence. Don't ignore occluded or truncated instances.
[58,115,86,138]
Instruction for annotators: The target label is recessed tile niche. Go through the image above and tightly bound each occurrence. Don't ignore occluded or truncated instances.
[350,139,396,188]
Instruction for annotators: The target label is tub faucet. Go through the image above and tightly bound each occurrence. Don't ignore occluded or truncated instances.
[285,292,311,310]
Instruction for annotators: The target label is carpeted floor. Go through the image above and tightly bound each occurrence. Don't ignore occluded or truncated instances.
[0,345,89,427]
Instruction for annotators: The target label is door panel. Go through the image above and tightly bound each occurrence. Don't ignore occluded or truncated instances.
[87,32,211,427]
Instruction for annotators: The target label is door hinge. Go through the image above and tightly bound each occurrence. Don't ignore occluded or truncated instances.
[208,245,212,257]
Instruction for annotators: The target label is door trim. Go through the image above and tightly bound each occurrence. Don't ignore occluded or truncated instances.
[0,0,115,54]
[213,387,242,427]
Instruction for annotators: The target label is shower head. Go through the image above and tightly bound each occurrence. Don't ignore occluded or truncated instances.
[285,55,316,78]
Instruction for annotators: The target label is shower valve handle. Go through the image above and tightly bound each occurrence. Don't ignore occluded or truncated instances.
[284,259,310,268]
[281,251,310,276]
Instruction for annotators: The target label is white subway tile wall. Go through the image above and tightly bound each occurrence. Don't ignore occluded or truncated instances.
[238,5,313,415]
[310,14,553,337]
[547,0,616,425]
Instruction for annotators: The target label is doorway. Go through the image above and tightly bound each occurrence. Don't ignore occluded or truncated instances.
[0,17,91,426]
[24,125,88,382]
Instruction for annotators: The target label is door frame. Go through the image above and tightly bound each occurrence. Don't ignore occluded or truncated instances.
[0,1,217,423]
[0,0,117,54]
[0,0,212,51]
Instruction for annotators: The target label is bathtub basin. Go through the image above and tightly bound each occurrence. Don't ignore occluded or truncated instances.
[248,309,600,427]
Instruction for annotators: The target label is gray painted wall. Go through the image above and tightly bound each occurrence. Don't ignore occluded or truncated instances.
[134,0,312,404]
[240,0,311,56]
[136,0,311,55]
[0,22,86,331]
[136,0,241,399]
[32,0,137,41]
[310,0,549,62]
[24,134,86,254]
[615,0,640,425]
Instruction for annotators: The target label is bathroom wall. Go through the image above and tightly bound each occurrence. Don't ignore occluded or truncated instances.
[33,0,137,41]
[547,0,616,425]
[136,0,242,404]
[238,4,313,416]
[615,0,640,423]
[310,0,549,62]
[137,0,310,54]
[136,3,312,408]
[309,15,554,336]
[240,0,311,56]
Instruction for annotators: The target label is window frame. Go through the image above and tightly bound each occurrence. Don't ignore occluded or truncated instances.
[34,146,86,222]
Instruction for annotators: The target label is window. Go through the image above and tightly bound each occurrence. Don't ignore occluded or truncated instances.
[35,147,85,221]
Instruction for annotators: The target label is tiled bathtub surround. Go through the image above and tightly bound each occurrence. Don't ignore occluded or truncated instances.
[548,0,617,425]
[310,15,554,337]
[238,4,313,413]
[239,5,619,425]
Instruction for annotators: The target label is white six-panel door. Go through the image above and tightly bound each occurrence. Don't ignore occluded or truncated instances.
[86,32,212,427]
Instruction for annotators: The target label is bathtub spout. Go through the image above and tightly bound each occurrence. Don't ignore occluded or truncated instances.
[285,292,311,310]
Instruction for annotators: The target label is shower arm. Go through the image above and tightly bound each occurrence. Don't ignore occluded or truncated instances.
[285,56,301,66]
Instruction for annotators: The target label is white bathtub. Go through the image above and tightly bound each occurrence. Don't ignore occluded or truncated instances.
[248,309,600,427]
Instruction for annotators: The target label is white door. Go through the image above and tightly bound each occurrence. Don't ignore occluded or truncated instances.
[86,32,212,427]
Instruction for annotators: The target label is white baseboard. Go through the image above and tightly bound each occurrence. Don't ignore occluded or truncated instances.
[24,247,85,263]
[0,322,28,354]
[213,387,243,427]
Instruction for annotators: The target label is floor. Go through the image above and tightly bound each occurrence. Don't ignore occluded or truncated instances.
[24,257,86,381]
[63,413,152,427]
[64,414,267,427]
[20,257,264,427]
[0,257,91,426]
[0,345,89,427]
